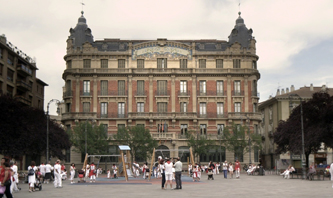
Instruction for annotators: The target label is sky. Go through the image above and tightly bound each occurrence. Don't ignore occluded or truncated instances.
[1,0,333,115]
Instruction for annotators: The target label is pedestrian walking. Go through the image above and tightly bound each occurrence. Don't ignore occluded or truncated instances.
[44,161,52,184]
[330,162,333,188]
[10,161,19,193]
[164,158,173,189]
[53,160,62,188]
[159,159,165,189]
[229,162,234,179]
[235,160,241,179]
[222,160,228,179]
[70,163,76,184]
[0,158,13,198]
[89,162,96,183]
[27,161,38,192]
[174,157,182,190]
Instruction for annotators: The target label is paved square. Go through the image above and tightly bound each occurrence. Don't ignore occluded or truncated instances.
[12,173,332,198]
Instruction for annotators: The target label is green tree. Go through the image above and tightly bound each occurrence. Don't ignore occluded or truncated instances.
[113,125,158,163]
[186,130,209,163]
[68,122,109,155]
[223,123,262,162]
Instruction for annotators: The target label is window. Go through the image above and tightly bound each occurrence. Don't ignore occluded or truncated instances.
[252,61,257,69]
[235,102,241,112]
[234,146,243,162]
[158,122,168,132]
[0,63,3,75]
[101,80,108,95]
[7,85,13,96]
[261,110,265,123]
[254,146,259,162]
[65,149,71,163]
[118,102,125,118]
[157,80,167,95]
[233,59,241,68]
[118,80,125,95]
[101,59,108,68]
[0,81,2,92]
[118,124,125,129]
[66,103,71,112]
[7,69,14,82]
[217,102,224,117]
[234,80,241,95]
[178,146,190,162]
[217,81,223,96]
[137,102,144,113]
[83,80,90,95]
[0,48,2,59]
[199,81,206,95]
[217,124,224,136]
[137,59,144,69]
[137,80,144,95]
[180,124,188,135]
[180,59,187,69]
[157,102,167,113]
[100,124,108,133]
[216,59,223,68]
[269,106,273,120]
[252,80,257,96]
[101,102,108,118]
[200,124,207,135]
[118,59,125,68]
[180,81,187,94]
[7,54,13,65]
[200,146,225,162]
[157,58,167,69]
[254,124,258,134]
[65,80,71,92]
[137,124,144,128]
[199,59,206,68]
[83,59,91,68]
[67,60,72,69]
[253,103,257,112]
[200,103,206,117]
[180,102,187,113]
[83,102,90,112]
[236,124,241,132]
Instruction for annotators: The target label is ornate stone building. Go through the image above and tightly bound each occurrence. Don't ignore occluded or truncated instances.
[62,11,261,164]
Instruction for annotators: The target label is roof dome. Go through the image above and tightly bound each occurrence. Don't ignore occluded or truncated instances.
[68,11,94,48]
[235,12,244,25]
[78,11,87,24]
[228,12,253,48]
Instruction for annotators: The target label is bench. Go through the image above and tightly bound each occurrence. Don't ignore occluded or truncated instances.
[308,170,326,181]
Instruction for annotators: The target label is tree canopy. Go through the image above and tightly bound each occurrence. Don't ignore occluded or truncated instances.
[68,122,109,155]
[0,95,71,159]
[186,130,209,162]
[274,91,333,166]
[113,125,157,163]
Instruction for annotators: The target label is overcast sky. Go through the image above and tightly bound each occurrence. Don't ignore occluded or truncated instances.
[1,0,333,115]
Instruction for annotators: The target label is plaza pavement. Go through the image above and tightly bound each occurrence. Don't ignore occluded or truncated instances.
[13,173,332,198]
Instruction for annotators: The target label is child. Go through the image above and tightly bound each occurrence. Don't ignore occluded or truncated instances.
[107,169,111,179]
[229,162,234,179]
[113,168,118,179]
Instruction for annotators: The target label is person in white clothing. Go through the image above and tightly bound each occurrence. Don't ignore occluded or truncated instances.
[229,162,234,179]
[215,162,220,175]
[53,160,62,188]
[89,162,96,183]
[329,162,333,188]
[164,158,173,189]
[188,163,192,176]
[10,162,19,193]
[44,161,52,184]
[70,163,76,184]
[39,163,46,182]
[27,161,38,192]
[85,163,90,180]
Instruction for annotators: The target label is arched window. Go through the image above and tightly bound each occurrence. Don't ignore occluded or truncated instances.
[155,145,170,161]
[178,146,190,162]
[200,145,225,163]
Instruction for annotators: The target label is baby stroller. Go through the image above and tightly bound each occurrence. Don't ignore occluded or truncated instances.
[207,168,214,180]
[34,175,42,191]
[189,169,193,177]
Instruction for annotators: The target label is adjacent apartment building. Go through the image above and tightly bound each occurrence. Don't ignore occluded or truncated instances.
[0,34,48,169]
[62,11,261,164]
[259,84,333,169]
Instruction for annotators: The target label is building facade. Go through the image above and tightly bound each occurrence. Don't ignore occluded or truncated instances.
[0,34,48,169]
[259,84,333,169]
[62,12,261,165]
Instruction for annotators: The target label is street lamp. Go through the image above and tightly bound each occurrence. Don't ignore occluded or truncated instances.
[85,118,95,154]
[289,94,306,179]
[247,115,252,165]
[46,99,60,162]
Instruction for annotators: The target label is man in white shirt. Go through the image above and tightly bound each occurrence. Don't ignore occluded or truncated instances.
[53,160,62,188]
[222,160,228,179]
[174,157,182,190]
[39,162,46,182]
[45,161,52,184]
[10,161,19,192]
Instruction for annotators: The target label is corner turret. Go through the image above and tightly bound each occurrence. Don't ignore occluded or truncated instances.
[228,12,254,48]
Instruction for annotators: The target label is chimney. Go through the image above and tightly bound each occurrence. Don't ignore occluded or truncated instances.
[310,83,314,91]
[291,85,295,92]
[281,88,285,94]
[286,88,289,93]
[322,84,327,91]
[276,89,280,96]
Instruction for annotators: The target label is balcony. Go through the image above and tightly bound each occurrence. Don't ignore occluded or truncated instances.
[16,80,32,91]
[155,90,170,96]
[15,95,31,106]
[80,90,92,97]
[100,113,108,118]
[252,91,260,97]
[128,112,197,119]
[97,90,128,96]
[232,90,244,96]
[134,91,147,96]
[178,90,190,97]
[63,90,73,98]
[16,64,32,76]
[228,112,262,121]
[61,112,97,120]
[197,91,227,96]
[151,132,176,140]
[198,112,228,119]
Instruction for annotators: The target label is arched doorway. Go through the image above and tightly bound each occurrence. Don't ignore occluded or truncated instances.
[155,145,170,161]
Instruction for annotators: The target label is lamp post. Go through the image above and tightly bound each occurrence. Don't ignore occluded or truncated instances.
[85,118,95,154]
[46,99,60,162]
[247,115,252,165]
[288,94,306,179]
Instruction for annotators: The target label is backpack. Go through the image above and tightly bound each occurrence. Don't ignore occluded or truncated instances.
[28,168,35,176]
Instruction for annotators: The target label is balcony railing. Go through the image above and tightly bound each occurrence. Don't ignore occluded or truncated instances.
[100,113,108,118]
[134,91,147,96]
[15,95,31,106]
[228,112,262,121]
[198,112,228,118]
[128,112,197,119]
[16,80,32,91]
[232,90,244,96]
[252,91,260,97]
[151,132,176,139]
[197,91,227,96]
[62,112,97,120]
[17,64,32,76]
[155,90,170,96]
[80,90,92,96]
[178,90,190,96]
[63,90,73,98]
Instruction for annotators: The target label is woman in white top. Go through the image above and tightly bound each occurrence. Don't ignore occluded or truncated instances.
[27,161,38,192]
[164,158,173,189]
[188,163,192,176]
[70,163,76,184]
[229,163,234,179]
[159,159,165,189]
